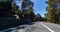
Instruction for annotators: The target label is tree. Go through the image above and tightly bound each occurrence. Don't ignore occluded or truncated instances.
[0,0,12,17]
[34,14,44,21]
[45,0,60,23]
[21,0,34,20]
[46,0,56,23]
[0,0,21,19]
[12,0,22,19]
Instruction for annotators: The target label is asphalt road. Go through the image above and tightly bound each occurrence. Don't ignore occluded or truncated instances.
[0,21,60,32]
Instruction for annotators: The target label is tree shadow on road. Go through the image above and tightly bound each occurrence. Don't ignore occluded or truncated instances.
[0,19,34,32]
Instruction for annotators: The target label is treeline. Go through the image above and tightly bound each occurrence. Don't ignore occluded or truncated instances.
[45,0,60,24]
[0,0,45,30]
[0,0,44,21]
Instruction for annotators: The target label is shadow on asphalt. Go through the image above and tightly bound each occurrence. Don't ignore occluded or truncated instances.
[0,21,34,31]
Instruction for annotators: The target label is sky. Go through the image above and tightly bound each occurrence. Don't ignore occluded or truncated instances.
[31,0,48,17]
[16,0,48,17]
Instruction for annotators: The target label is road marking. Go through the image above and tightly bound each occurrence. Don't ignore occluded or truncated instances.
[40,22,54,32]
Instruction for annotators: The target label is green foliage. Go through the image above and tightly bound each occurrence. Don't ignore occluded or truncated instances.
[34,14,44,21]
[0,0,44,21]
[0,0,21,18]
[0,0,12,17]
[45,0,60,23]
[21,0,44,21]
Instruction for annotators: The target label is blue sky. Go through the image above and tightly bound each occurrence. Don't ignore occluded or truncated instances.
[31,0,48,17]
[16,0,48,17]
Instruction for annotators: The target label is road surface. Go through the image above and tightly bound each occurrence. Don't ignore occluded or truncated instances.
[0,21,60,32]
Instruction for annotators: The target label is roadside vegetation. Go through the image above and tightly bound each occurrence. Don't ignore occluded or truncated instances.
[45,0,60,24]
[0,0,44,21]
[0,0,44,30]
[0,0,60,30]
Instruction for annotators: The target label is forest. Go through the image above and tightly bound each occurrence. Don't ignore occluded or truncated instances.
[0,0,60,25]
[0,0,44,21]
[45,0,60,24]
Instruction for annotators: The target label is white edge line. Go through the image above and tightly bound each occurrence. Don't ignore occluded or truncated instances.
[40,22,54,32]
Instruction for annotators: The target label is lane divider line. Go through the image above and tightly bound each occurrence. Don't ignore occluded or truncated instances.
[40,22,54,32]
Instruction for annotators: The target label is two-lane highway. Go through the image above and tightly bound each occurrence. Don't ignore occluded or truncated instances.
[42,22,60,32]
[0,21,60,32]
